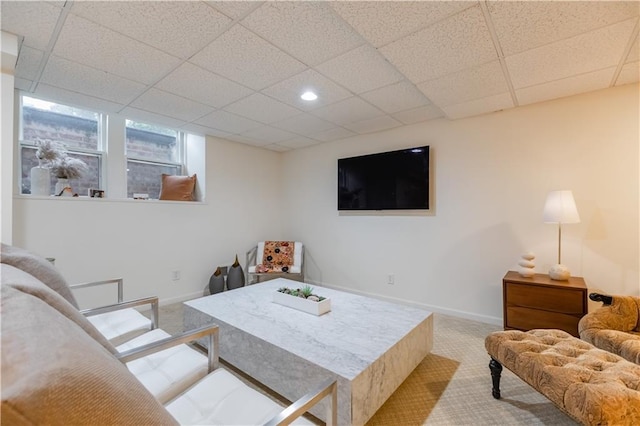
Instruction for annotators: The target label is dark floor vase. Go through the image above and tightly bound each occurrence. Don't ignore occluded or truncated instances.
[227,255,245,290]
[208,267,225,295]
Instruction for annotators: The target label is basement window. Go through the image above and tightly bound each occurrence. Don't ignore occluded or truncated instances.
[19,95,104,195]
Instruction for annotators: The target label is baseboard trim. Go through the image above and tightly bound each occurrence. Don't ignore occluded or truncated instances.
[306,279,502,327]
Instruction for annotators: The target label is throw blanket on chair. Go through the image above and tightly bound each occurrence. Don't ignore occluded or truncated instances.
[256,241,295,273]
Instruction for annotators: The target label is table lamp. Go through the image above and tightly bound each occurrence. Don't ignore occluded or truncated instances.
[543,190,580,280]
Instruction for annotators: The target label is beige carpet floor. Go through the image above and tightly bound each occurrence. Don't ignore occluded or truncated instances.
[148,301,577,425]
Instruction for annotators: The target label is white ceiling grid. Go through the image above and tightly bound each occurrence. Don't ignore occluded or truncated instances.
[1,0,638,152]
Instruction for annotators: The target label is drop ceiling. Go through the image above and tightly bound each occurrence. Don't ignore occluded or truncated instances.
[2,1,638,152]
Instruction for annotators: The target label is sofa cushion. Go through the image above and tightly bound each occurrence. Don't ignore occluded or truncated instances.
[1,284,178,425]
[1,243,78,307]
[88,308,153,346]
[1,264,116,354]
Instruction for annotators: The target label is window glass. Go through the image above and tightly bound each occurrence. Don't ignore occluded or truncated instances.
[22,96,99,151]
[126,120,183,199]
[126,160,182,199]
[126,120,178,162]
[20,96,102,195]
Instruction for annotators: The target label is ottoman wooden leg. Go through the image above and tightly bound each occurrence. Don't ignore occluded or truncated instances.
[489,358,503,399]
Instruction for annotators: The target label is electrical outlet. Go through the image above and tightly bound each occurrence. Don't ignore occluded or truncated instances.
[387,274,395,285]
[171,270,181,281]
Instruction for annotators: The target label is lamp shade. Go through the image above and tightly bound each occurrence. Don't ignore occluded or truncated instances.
[543,190,580,224]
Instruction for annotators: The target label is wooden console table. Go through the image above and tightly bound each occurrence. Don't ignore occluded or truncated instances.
[503,271,587,337]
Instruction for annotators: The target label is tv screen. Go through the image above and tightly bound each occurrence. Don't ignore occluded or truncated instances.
[338,146,429,211]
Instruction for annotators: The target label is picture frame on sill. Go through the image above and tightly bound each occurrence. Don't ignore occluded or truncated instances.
[89,189,105,198]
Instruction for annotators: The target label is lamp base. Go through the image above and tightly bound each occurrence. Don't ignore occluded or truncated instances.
[549,264,571,281]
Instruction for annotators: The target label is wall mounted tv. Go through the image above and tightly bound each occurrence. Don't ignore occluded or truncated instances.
[338,146,430,211]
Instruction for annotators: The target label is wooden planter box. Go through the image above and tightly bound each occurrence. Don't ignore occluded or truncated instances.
[272,291,331,316]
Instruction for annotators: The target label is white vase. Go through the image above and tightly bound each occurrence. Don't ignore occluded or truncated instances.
[54,178,70,195]
[30,166,51,196]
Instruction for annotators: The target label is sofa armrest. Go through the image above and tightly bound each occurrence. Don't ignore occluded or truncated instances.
[265,377,338,426]
[116,324,219,373]
[579,294,640,337]
[81,296,159,330]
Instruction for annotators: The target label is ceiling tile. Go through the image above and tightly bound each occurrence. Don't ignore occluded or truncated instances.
[488,1,640,56]
[53,14,181,84]
[616,61,640,86]
[278,136,320,149]
[120,107,188,129]
[315,45,403,94]
[16,46,43,81]
[516,67,615,106]
[241,2,364,66]
[343,115,403,134]
[417,61,509,107]
[271,112,336,135]
[15,78,33,91]
[155,62,253,109]
[392,105,445,124]
[70,1,232,59]
[626,32,639,63]
[41,55,146,104]
[130,88,214,122]
[206,1,261,20]
[441,92,513,120]
[190,24,307,90]
[507,18,637,89]
[330,1,475,47]
[262,69,353,110]
[179,123,232,139]
[379,4,497,83]
[240,125,297,144]
[309,127,356,142]
[195,110,264,134]
[1,1,62,50]
[34,83,125,113]
[261,144,291,153]
[223,93,301,124]
[361,81,431,114]
[311,97,384,125]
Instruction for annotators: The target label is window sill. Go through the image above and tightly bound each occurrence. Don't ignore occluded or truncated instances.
[15,194,207,205]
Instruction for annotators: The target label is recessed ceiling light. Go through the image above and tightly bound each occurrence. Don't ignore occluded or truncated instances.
[300,91,318,101]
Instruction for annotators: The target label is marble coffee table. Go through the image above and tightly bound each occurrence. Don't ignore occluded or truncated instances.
[184,278,433,425]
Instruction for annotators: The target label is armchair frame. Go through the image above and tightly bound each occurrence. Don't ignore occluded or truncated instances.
[246,244,305,285]
[70,278,159,330]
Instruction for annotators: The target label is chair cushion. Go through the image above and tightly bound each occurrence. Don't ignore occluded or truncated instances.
[1,243,78,307]
[117,329,209,404]
[1,284,178,425]
[87,307,152,345]
[250,241,303,274]
[166,368,313,425]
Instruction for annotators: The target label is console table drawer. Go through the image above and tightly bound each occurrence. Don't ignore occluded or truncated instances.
[505,282,584,314]
[505,306,581,336]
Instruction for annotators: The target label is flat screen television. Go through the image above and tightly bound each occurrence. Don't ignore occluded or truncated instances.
[338,146,430,211]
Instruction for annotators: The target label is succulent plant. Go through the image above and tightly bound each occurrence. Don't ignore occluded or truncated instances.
[301,285,314,298]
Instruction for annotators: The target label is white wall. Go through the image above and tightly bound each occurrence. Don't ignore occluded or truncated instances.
[1,31,18,244]
[12,136,283,308]
[280,84,640,324]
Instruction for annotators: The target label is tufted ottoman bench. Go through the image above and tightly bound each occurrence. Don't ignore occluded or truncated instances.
[485,329,640,425]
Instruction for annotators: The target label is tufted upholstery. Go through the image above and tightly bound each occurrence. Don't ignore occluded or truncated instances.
[485,329,640,425]
[116,329,208,404]
[579,295,640,364]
